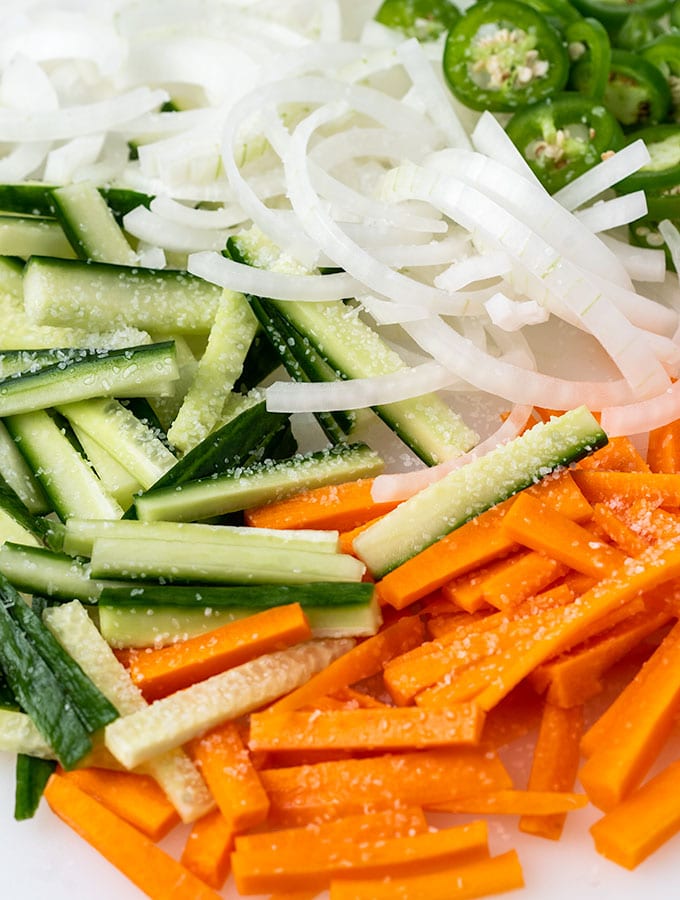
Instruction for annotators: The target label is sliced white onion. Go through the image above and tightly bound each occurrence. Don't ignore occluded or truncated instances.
[265,361,454,412]
[471,111,541,186]
[659,220,680,274]
[358,293,433,325]
[124,207,231,253]
[0,143,51,181]
[434,251,511,292]
[43,134,105,184]
[1,52,59,111]
[0,87,168,142]
[283,102,477,314]
[396,38,470,150]
[372,236,474,268]
[484,292,549,331]
[188,251,363,301]
[150,196,246,230]
[574,192,648,234]
[405,314,635,409]
[599,235,667,284]
[136,243,167,269]
[371,404,535,501]
[600,379,680,436]
[553,141,651,211]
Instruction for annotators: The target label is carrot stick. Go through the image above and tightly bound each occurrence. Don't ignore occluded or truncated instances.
[529,608,672,708]
[248,704,485,753]
[244,478,400,531]
[189,720,269,831]
[579,620,680,810]
[457,538,680,712]
[329,849,524,900]
[376,472,592,610]
[339,515,385,555]
[589,758,680,869]
[61,768,179,841]
[480,684,544,750]
[590,502,651,557]
[265,614,424,715]
[232,820,489,894]
[44,773,222,900]
[441,555,523,614]
[234,807,428,857]
[518,702,583,839]
[577,435,650,472]
[259,748,512,825]
[429,788,587,816]
[572,470,680,506]
[128,602,312,700]
[478,551,568,611]
[501,492,627,579]
[647,420,680,474]
[180,808,236,889]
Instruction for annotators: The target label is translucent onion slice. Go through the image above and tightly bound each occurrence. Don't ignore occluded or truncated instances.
[659,220,680,274]
[43,134,105,184]
[601,379,680,436]
[265,361,454,412]
[575,192,648,234]
[371,404,535,501]
[150,196,246,230]
[599,235,667,284]
[188,251,363,301]
[434,251,511,292]
[553,141,650,211]
[0,87,168,141]
[471,111,541,186]
[405,314,635,409]
[124,207,231,253]
[0,143,51,181]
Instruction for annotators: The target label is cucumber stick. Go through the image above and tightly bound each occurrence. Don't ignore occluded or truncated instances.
[70,426,143,509]
[89,536,365,585]
[0,341,179,417]
[167,289,258,453]
[50,182,138,265]
[0,215,75,259]
[135,441,382,522]
[354,406,607,577]
[6,411,123,521]
[0,543,122,604]
[230,227,478,464]
[58,398,177,491]
[23,256,221,335]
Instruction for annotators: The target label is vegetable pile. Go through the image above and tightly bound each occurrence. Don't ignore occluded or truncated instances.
[1,0,680,898]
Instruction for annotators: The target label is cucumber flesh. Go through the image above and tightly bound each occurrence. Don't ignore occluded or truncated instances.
[354,406,608,577]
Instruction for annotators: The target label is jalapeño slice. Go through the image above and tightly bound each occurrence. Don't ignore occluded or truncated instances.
[569,0,672,30]
[613,13,665,51]
[443,0,570,112]
[603,49,671,128]
[567,17,612,100]
[374,0,461,41]
[629,211,679,271]
[616,124,680,193]
[505,93,624,193]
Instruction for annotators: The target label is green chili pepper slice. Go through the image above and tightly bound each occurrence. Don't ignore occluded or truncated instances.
[613,13,665,51]
[505,92,624,193]
[522,0,583,32]
[567,17,612,100]
[374,0,461,41]
[603,49,671,128]
[616,123,680,193]
[443,0,570,112]
[672,0,680,28]
[641,35,680,119]
[629,214,678,271]
[569,0,672,30]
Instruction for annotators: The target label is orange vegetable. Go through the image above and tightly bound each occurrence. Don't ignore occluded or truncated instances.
[60,768,179,841]
[430,788,587,816]
[647,420,680,474]
[375,472,592,610]
[518,702,584,839]
[44,773,222,900]
[590,759,680,869]
[128,602,312,699]
[529,608,671,707]
[501,492,627,579]
[244,477,400,531]
[265,614,424,715]
[180,809,236,889]
[579,619,680,810]
[259,747,512,825]
[577,435,650,472]
[248,703,485,753]
[572,470,680,506]
[590,502,650,557]
[190,720,269,831]
[232,819,488,894]
[328,849,524,900]
[478,550,568,611]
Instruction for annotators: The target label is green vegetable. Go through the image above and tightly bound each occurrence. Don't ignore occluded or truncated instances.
[374,0,461,40]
